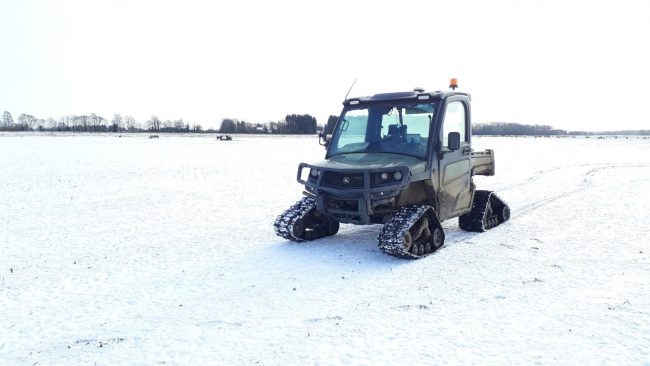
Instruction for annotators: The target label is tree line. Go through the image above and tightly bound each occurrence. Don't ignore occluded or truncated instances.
[473,122,650,136]
[473,123,567,136]
[3,110,647,136]
[0,110,332,135]
[0,111,205,133]
[218,114,321,134]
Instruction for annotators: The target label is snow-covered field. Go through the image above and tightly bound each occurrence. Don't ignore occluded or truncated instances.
[1,133,649,365]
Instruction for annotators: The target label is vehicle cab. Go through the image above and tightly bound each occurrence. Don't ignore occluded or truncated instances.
[298,85,474,225]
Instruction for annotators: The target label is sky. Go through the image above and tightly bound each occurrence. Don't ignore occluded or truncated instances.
[0,0,649,131]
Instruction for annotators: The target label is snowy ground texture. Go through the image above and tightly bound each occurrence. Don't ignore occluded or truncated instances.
[1,133,649,365]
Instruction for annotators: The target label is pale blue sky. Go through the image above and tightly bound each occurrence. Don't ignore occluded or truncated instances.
[1,0,649,130]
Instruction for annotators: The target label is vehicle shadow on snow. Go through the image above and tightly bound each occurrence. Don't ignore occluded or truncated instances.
[442,226,486,246]
[264,225,404,270]
[263,222,484,269]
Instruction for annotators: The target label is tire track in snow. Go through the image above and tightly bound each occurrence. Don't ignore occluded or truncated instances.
[509,163,650,219]
[442,162,650,248]
[497,163,595,192]
[498,162,648,193]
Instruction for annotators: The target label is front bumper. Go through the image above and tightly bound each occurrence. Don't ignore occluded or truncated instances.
[296,163,410,224]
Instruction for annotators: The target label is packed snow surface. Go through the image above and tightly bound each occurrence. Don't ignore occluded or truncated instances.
[1,133,649,365]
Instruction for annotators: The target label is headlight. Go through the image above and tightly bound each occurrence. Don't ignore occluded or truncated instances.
[380,172,389,180]
[393,171,403,180]
[310,169,319,178]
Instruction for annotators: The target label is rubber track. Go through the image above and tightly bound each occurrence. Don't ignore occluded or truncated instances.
[378,204,438,260]
[273,197,317,242]
[458,190,509,232]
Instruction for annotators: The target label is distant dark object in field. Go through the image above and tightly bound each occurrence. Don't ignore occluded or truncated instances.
[149,135,159,139]
[217,135,232,141]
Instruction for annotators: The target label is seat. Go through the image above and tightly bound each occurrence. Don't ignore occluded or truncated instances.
[387,124,407,142]
[387,124,400,137]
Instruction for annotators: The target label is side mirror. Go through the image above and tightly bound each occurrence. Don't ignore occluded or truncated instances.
[447,132,461,151]
[318,131,330,148]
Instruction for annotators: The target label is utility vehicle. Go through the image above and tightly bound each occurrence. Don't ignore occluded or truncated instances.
[274,80,510,259]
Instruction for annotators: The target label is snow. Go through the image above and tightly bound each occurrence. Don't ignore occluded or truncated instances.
[1,133,649,365]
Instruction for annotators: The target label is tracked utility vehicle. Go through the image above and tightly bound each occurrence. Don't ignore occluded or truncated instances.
[274,80,510,259]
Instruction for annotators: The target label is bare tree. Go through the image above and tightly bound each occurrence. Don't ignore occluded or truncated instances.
[124,115,137,131]
[2,111,13,129]
[173,119,185,131]
[90,113,99,130]
[46,118,57,130]
[98,115,107,130]
[17,114,37,130]
[36,118,46,131]
[111,114,123,132]
[80,115,89,130]
[58,117,68,131]
[148,115,161,131]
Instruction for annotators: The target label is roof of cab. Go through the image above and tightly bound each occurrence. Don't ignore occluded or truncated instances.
[343,90,470,106]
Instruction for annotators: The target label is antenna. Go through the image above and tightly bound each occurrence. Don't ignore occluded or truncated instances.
[344,78,358,101]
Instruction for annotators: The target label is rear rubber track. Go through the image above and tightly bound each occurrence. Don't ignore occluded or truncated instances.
[458,190,510,232]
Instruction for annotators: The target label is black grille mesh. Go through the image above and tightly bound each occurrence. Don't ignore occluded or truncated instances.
[322,171,364,188]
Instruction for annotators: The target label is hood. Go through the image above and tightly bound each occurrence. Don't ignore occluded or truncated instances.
[311,153,426,174]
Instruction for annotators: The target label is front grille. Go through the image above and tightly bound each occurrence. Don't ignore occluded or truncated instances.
[327,197,359,211]
[322,171,364,188]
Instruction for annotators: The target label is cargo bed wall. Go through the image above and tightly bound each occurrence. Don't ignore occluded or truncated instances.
[471,149,495,176]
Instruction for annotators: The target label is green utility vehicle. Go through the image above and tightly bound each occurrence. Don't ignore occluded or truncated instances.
[274,81,510,259]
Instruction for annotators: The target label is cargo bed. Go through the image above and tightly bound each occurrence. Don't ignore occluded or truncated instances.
[471,149,495,176]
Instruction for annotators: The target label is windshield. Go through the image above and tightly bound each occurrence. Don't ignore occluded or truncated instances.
[329,103,434,159]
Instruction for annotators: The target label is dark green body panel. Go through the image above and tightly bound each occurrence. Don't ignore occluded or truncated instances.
[298,89,494,225]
